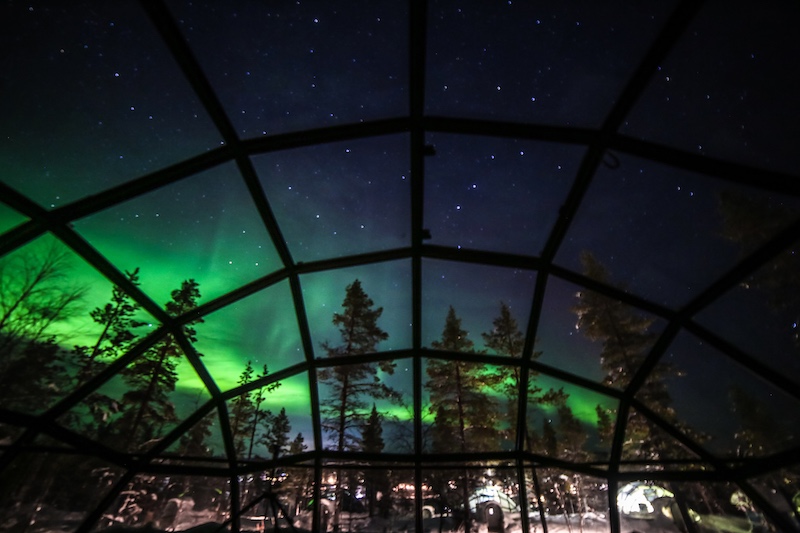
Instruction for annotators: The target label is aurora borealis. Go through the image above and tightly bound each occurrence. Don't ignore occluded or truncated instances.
[3,1,800,531]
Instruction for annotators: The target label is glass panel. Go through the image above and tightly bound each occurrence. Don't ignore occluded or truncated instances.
[57,331,213,453]
[426,0,675,126]
[238,470,298,532]
[538,275,666,387]
[696,236,800,388]
[165,0,408,136]
[0,3,221,208]
[423,465,523,532]
[0,235,157,415]
[196,280,304,387]
[0,202,27,234]
[302,261,412,356]
[253,135,410,262]
[73,162,283,305]
[557,155,750,308]
[422,259,536,350]
[639,331,800,458]
[0,423,25,445]
[654,481,780,533]
[163,406,226,460]
[622,0,800,175]
[526,376,618,463]
[305,464,417,532]
[91,473,228,531]
[422,358,513,453]
[0,450,123,533]
[226,370,314,460]
[423,134,581,255]
[749,469,800,531]
[528,467,610,532]
[318,359,411,454]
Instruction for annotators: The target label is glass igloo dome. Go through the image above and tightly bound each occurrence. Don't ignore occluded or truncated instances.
[1,1,799,532]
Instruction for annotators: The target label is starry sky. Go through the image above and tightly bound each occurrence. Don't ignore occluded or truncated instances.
[2,0,800,458]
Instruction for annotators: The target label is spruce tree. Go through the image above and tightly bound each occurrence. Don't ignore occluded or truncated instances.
[427,306,500,453]
[319,279,398,452]
[427,306,500,530]
[319,279,399,529]
[482,302,546,447]
[361,404,386,516]
[573,252,677,459]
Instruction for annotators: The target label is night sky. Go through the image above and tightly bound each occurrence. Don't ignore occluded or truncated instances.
[2,0,800,459]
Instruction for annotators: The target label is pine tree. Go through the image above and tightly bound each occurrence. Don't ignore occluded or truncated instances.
[318,279,399,530]
[427,306,501,531]
[178,410,217,457]
[573,252,677,459]
[427,306,501,453]
[284,433,310,516]
[262,407,292,458]
[319,279,399,452]
[116,279,203,450]
[482,302,548,447]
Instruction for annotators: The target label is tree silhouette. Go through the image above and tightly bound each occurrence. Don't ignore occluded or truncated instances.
[361,404,386,516]
[318,279,399,529]
[262,407,292,458]
[573,252,679,460]
[0,244,86,414]
[178,409,218,457]
[428,306,501,453]
[482,301,563,450]
[427,306,502,531]
[75,268,145,381]
[71,268,146,435]
[0,243,86,358]
[116,279,203,450]
[319,279,399,451]
[230,361,258,456]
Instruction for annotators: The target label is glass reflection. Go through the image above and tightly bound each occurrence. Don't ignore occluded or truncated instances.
[528,468,610,532]
[538,275,665,388]
[749,469,800,531]
[0,451,123,532]
[91,473,228,531]
[640,331,800,458]
[696,235,800,388]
